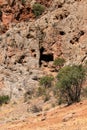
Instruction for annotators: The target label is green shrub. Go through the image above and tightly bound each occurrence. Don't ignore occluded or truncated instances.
[38,75,54,102]
[56,65,86,105]
[21,0,26,5]
[0,95,10,105]
[32,3,45,17]
[54,57,65,67]
[39,76,54,88]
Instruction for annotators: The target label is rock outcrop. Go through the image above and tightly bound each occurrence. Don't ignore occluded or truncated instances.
[0,0,87,100]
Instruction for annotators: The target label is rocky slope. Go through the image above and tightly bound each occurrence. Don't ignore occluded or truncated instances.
[0,99,87,130]
[0,0,87,99]
[0,0,87,129]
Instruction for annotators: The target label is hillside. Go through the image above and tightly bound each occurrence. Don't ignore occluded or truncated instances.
[0,0,87,129]
[0,100,87,130]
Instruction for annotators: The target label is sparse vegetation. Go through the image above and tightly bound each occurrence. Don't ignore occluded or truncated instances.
[39,76,54,88]
[24,89,34,102]
[0,95,10,105]
[30,105,42,113]
[43,93,50,102]
[21,0,26,5]
[82,87,87,98]
[54,57,65,68]
[56,65,86,105]
[37,86,51,102]
[37,75,54,102]
[32,3,45,17]
[37,86,46,96]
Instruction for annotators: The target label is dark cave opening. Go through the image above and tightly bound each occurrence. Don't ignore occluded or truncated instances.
[39,47,53,66]
[59,31,66,35]
[41,54,53,62]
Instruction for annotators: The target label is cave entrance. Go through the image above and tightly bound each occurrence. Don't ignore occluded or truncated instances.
[39,47,54,66]
[41,54,53,61]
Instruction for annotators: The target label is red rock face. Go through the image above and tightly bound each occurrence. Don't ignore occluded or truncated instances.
[0,0,52,33]
[0,0,34,33]
[0,0,52,28]
[2,13,13,25]
[0,0,7,5]
[36,0,52,7]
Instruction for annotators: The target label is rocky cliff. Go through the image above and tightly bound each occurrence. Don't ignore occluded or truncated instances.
[0,0,87,100]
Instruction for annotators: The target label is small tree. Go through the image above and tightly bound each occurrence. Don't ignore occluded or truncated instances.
[56,65,86,105]
[32,3,45,17]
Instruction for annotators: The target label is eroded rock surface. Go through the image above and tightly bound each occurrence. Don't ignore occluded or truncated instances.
[0,0,87,100]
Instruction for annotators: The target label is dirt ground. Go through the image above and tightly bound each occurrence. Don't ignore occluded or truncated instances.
[0,100,87,130]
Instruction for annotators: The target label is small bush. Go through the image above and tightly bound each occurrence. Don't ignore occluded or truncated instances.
[54,57,65,68]
[31,105,42,113]
[21,0,26,5]
[32,3,45,17]
[39,76,54,88]
[37,75,54,102]
[0,95,10,105]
